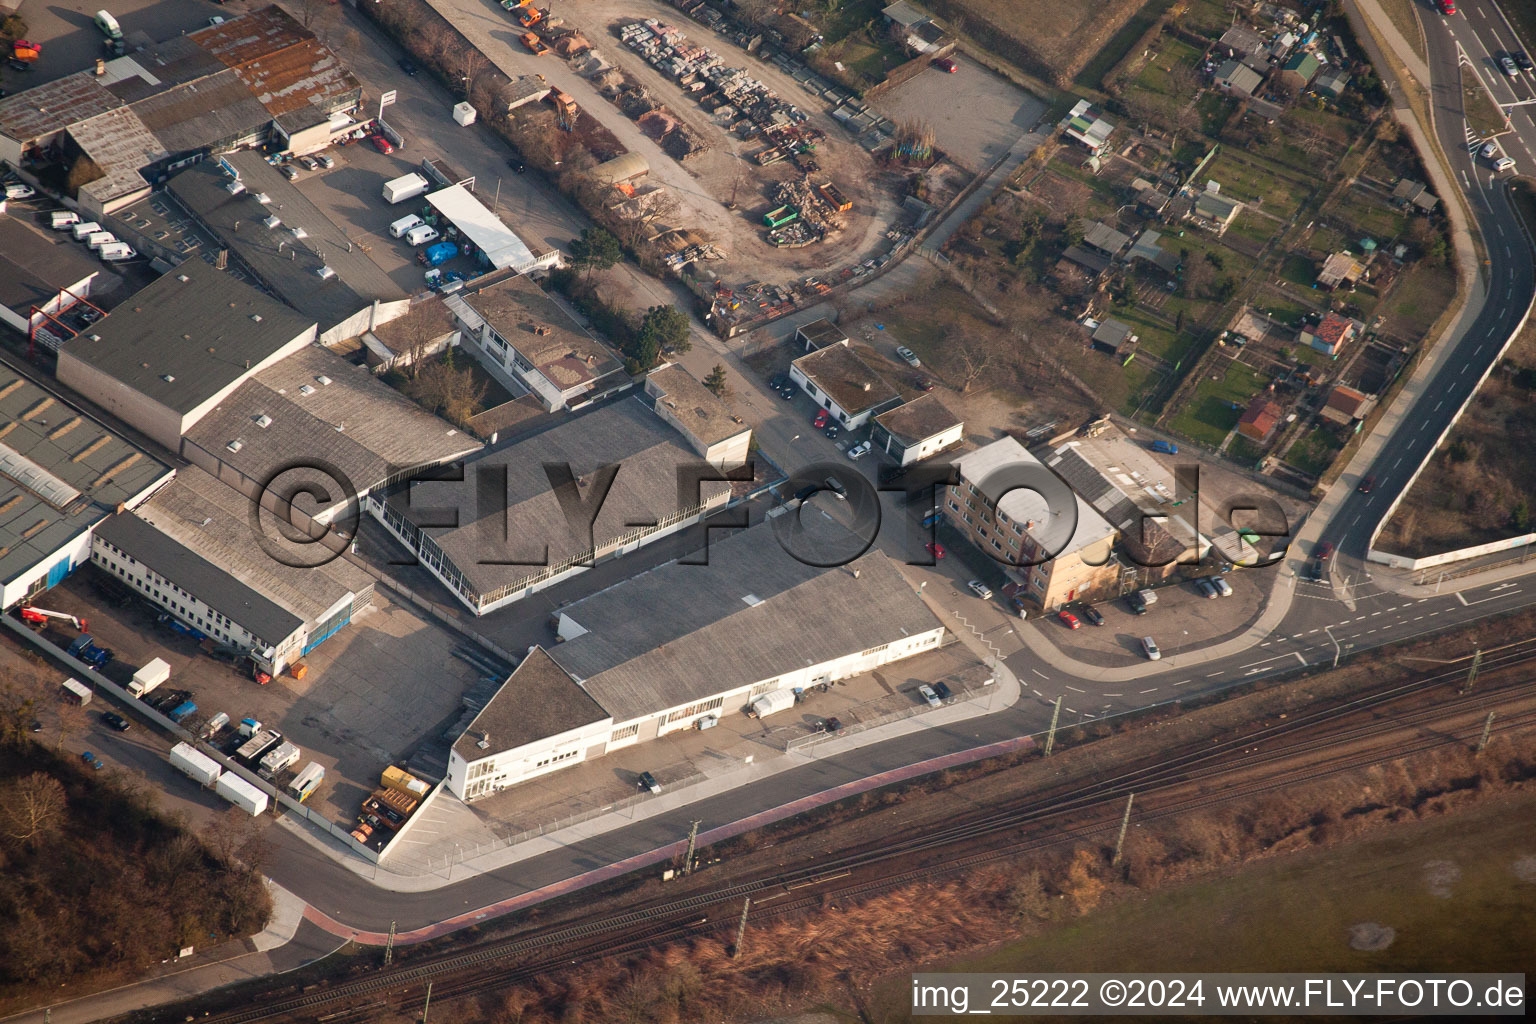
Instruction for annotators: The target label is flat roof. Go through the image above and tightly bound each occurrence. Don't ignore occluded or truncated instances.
[128,68,272,155]
[451,646,610,761]
[426,184,540,272]
[0,216,100,317]
[389,398,729,598]
[455,276,625,392]
[0,74,124,146]
[873,393,960,444]
[794,317,849,349]
[167,151,404,330]
[61,260,314,416]
[645,363,744,447]
[791,344,899,417]
[132,464,372,625]
[0,372,172,589]
[182,345,480,495]
[192,5,362,118]
[549,513,946,723]
[954,436,1116,557]
[1046,441,1197,564]
[95,507,302,644]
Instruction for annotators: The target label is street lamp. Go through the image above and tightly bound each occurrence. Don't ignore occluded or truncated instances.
[1324,624,1341,668]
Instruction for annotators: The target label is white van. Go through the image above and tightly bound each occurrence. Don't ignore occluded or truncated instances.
[51,211,80,230]
[404,223,440,246]
[389,214,424,239]
[98,242,136,262]
[85,231,117,251]
[71,221,103,241]
[94,10,123,40]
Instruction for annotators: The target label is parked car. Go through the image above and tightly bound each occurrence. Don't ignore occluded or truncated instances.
[932,56,958,73]
[932,681,952,702]
[30,719,43,733]
[1149,440,1179,454]
[398,58,419,75]
[812,409,830,429]
[316,153,335,169]
[82,751,104,770]
[1358,474,1376,493]
[925,541,946,559]
[847,441,872,460]
[824,423,840,439]
[1211,576,1233,598]
[1481,141,1500,159]
[1126,592,1149,615]
[101,711,130,732]
[297,155,318,171]
[1193,578,1219,599]
[917,684,941,708]
[769,373,791,390]
[895,346,921,367]
[4,183,35,200]
[369,134,394,154]
[1079,605,1105,626]
[281,164,299,180]
[779,386,795,401]
[1141,636,1161,660]
[637,771,661,793]
[916,377,935,391]
[822,716,844,734]
[966,579,993,600]
[507,157,526,173]
[1438,0,1455,14]
[1057,610,1081,629]
[823,476,848,500]
[1305,558,1326,581]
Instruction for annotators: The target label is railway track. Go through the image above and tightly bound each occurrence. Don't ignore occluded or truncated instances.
[160,658,1536,1024]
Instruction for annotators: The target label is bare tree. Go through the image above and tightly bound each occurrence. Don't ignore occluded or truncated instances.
[0,682,38,747]
[458,46,488,100]
[0,773,67,849]
[54,698,88,753]
[400,309,443,378]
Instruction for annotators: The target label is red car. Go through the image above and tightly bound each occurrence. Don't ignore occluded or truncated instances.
[812,409,830,429]
[369,134,394,155]
[932,56,958,73]
[925,541,946,559]
[1314,540,1334,560]
[1057,610,1081,630]
[1438,0,1455,13]
[1357,474,1376,493]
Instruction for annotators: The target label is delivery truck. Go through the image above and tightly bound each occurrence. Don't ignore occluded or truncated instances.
[382,172,430,204]
[61,677,92,705]
[128,657,170,698]
[381,765,429,798]
[215,772,268,816]
[289,762,325,801]
[258,740,300,779]
[747,688,795,719]
[169,742,222,786]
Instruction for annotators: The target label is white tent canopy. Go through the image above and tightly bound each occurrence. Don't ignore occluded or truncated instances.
[425,184,537,273]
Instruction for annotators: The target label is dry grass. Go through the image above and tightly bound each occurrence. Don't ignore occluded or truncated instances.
[926,0,1146,85]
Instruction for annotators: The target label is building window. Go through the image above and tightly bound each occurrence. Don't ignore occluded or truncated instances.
[468,761,495,780]
[611,723,639,741]
[750,680,780,696]
[533,749,580,769]
[862,642,890,656]
[667,696,725,724]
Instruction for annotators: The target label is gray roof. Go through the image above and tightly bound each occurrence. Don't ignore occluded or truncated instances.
[882,0,930,28]
[129,68,272,154]
[1215,59,1263,95]
[795,317,849,350]
[166,151,405,332]
[873,393,960,444]
[1091,318,1133,346]
[0,74,124,146]
[1082,221,1131,256]
[68,106,166,204]
[1046,444,1194,565]
[548,514,947,722]
[60,259,315,416]
[0,373,172,590]
[132,464,372,625]
[389,398,729,598]
[1218,25,1266,57]
[181,344,480,497]
[954,437,1116,558]
[645,363,744,447]
[1194,191,1242,222]
[95,507,303,645]
[1127,230,1180,273]
[452,646,610,760]
[0,216,100,317]
[791,344,900,417]
[1060,245,1111,276]
[456,275,625,395]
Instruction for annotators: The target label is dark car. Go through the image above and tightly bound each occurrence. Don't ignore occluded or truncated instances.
[1314,540,1334,560]
[507,157,526,173]
[7,58,34,73]
[769,373,791,390]
[101,711,131,732]
[1358,474,1376,493]
[822,716,844,734]
[638,771,661,794]
[1079,605,1105,627]
[1516,52,1534,73]
[398,58,419,76]
[824,424,840,439]
[915,377,935,391]
[932,56,958,73]
[30,719,42,733]
[932,681,952,701]
[1126,592,1148,615]
[1305,559,1325,581]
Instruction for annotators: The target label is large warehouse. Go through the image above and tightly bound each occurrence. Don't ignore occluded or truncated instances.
[371,397,732,615]
[444,514,947,801]
[0,372,171,609]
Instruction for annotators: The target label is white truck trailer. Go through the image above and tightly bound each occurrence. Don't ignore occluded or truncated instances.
[128,658,171,698]
[382,172,430,204]
[747,688,795,719]
[215,773,269,816]
[288,762,325,801]
[169,742,222,787]
[61,678,92,705]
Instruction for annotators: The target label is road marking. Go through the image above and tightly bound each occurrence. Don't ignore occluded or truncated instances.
[1308,628,1321,634]
[1139,687,1159,694]
[1434,400,1445,411]
[1413,615,1424,621]
[1371,611,1383,616]
[1172,679,1191,686]
[1294,652,1307,665]
[1065,684,1085,693]
[1031,668,1048,679]
[1030,688,1043,697]
[1367,628,1378,634]
[1104,692,1123,697]
[1206,670,1224,678]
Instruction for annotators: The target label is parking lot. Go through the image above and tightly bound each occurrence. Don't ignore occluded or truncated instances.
[870,53,1045,172]
[0,0,225,89]
[32,566,487,832]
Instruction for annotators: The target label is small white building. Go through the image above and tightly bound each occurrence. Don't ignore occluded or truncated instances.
[644,362,751,472]
[870,393,963,466]
[789,343,901,430]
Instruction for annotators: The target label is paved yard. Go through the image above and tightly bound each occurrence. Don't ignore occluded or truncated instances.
[870,54,1045,173]
[0,0,224,88]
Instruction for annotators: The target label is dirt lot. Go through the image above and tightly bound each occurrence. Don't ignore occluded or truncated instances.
[930,0,1145,85]
[870,53,1045,173]
[1377,319,1536,557]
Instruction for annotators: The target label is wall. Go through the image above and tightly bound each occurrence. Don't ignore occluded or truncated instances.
[1370,532,1536,572]
[55,354,189,450]
[449,714,615,801]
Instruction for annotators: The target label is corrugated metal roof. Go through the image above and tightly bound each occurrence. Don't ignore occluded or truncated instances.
[194,5,361,117]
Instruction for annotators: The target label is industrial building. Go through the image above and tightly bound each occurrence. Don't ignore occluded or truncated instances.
[870,394,963,466]
[446,275,628,412]
[91,465,375,675]
[643,363,751,471]
[0,6,363,216]
[0,215,100,343]
[947,437,1119,610]
[55,260,317,451]
[445,515,947,801]
[0,371,172,609]
[789,343,901,430]
[370,398,732,615]
[424,184,559,276]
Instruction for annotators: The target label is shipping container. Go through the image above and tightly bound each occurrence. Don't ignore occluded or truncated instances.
[61,677,92,705]
[235,728,282,763]
[169,742,221,786]
[748,688,795,719]
[168,699,197,723]
[128,658,170,698]
[215,772,268,816]
[288,762,325,801]
[381,765,429,798]
[382,172,431,204]
[258,741,300,778]
[201,711,230,739]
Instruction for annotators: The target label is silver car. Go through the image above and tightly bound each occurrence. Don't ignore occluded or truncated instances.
[1141,636,1161,660]
[918,684,941,707]
[966,579,993,600]
[896,346,921,367]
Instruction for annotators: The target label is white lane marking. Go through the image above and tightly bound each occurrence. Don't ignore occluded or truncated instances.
[1104,692,1123,697]
[1031,668,1048,679]
[1293,652,1307,665]
[1172,679,1192,686]
[1139,687,1159,694]
[1065,684,1085,693]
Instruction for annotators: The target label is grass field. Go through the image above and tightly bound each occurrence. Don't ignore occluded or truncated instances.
[1286,424,1344,476]
[869,790,1536,1022]
[1203,151,1311,219]
[1377,258,1457,339]
[938,0,1147,84]
[1168,358,1270,446]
